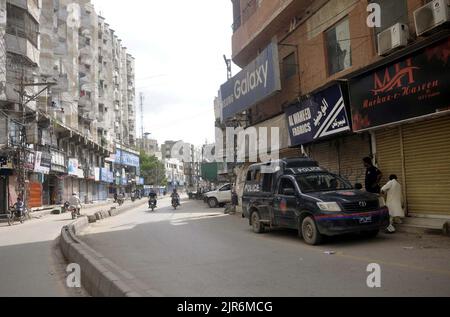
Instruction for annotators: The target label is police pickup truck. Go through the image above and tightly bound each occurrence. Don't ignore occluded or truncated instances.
[242,158,389,245]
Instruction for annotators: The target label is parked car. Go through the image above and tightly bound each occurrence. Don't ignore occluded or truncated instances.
[204,183,232,208]
[242,158,390,245]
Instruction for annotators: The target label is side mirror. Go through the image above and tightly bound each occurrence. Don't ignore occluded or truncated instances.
[283,188,296,196]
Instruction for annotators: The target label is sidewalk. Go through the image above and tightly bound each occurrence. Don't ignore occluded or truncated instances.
[0,199,145,224]
[29,200,116,220]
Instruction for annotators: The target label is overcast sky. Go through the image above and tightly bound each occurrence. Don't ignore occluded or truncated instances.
[92,0,235,147]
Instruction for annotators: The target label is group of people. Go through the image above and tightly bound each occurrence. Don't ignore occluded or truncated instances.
[363,157,405,234]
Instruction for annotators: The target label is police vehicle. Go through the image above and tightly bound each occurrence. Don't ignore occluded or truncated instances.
[242,158,390,245]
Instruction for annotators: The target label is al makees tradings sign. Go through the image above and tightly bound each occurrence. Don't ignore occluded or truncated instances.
[349,36,450,131]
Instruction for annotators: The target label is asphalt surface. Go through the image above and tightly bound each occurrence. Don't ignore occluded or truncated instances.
[80,197,450,297]
[0,200,145,297]
[0,210,87,297]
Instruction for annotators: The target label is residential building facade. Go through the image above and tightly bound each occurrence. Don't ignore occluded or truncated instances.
[0,0,137,213]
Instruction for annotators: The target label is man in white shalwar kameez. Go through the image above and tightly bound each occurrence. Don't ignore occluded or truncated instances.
[381,175,405,233]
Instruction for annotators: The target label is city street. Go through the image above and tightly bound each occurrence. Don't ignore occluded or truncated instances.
[0,200,143,297]
[0,211,87,297]
[80,197,450,297]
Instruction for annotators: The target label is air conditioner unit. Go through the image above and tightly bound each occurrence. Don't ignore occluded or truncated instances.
[414,0,450,37]
[378,23,410,56]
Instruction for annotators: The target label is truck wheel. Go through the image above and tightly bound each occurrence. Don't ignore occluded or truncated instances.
[208,198,219,208]
[251,211,264,234]
[301,217,323,246]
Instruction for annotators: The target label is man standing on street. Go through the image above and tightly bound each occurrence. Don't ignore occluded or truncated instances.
[363,157,382,194]
[382,175,405,233]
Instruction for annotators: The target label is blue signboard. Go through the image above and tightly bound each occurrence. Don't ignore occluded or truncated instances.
[221,42,281,120]
[115,149,140,168]
[100,168,115,184]
[286,84,351,146]
[100,168,109,183]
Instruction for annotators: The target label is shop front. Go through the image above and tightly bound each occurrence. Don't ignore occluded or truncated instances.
[285,84,371,185]
[349,36,450,218]
[0,156,13,214]
[50,150,67,205]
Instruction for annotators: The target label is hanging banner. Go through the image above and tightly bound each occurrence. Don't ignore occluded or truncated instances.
[68,158,79,176]
[349,36,450,131]
[94,168,100,182]
[286,84,351,146]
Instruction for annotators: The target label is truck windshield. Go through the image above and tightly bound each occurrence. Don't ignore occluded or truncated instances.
[295,173,353,193]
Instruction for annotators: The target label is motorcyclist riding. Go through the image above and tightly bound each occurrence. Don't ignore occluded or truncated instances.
[13,197,25,217]
[149,190,158,208]
[171,189,180,207]
[69,193,82,216]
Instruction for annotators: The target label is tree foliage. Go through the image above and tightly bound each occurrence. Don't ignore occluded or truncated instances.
[140,152,167,186]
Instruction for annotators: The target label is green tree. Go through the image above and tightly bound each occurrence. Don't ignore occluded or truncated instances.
[140,152,167,186]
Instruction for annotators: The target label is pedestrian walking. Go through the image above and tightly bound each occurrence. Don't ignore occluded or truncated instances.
[363,157,382,194]
[381,175,405,234]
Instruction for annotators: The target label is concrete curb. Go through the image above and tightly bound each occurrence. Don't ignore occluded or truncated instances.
[59,200,148,297]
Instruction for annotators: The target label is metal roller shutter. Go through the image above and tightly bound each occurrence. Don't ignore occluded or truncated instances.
[375,128,404,188]
[402,116,450,216]
[28,182,43,208]
[280,147,301,159]
[338,134,372,186]
[308,141,339,175]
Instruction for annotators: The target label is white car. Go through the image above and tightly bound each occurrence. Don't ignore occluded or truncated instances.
[204,184,232,208]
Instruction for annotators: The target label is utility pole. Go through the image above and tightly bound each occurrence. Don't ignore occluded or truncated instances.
[140,92,144,150]
[16,73,56,205]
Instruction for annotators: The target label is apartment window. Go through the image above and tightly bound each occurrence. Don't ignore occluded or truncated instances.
[325,18,352,76]
[6,3,39,47]
[283,53,297,80]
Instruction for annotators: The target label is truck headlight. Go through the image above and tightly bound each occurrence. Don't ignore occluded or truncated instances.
[379,197,386,208]
[317,202,342,212]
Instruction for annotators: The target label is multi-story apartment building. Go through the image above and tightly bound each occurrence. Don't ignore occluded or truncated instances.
[0,0,138,212]
[164,157,185,192]
[222,0,450,219]
[138,137,159,157]
[0,0,42,213]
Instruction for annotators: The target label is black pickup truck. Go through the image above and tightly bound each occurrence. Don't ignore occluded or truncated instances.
[242,158,389,245]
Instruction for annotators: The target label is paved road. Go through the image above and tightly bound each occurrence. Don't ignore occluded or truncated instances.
[80,197,450,297]
[0,210,87,297]
[0,200,145,297]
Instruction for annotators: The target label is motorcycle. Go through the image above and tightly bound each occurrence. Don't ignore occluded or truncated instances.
[172,197,180,210]
[117,198,124,206]
[69,205,81,220]
[148,198,157,212]
[8,206,30,226]
[62,201,70,214]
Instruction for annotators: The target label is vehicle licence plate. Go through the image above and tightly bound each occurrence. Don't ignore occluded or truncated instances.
[359,216,373,224]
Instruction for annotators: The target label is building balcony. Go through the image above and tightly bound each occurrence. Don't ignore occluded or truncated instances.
[232,0,314,67]
[5,33,39,66]
[78,96,93,109]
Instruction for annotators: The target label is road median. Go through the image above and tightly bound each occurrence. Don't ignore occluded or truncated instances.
[59,199,149,297]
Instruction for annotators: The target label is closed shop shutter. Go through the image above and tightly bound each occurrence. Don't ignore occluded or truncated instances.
[280,147,301,159]
[308,140,340,175]
[402,116,450,216]
[339,134,372,186]
[28,182,42,208]
[375,128,404,188]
